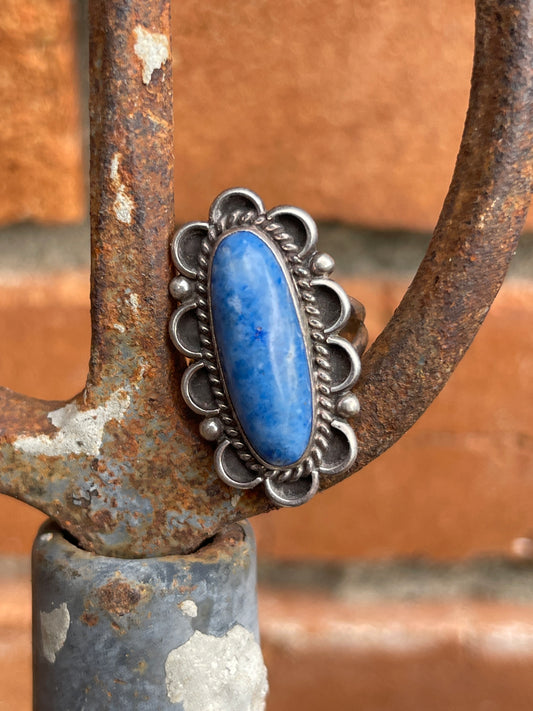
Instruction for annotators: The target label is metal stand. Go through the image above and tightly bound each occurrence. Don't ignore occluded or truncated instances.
[32,520,267,710]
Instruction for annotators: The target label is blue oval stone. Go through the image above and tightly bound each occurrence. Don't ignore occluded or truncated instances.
[210,230,313,467]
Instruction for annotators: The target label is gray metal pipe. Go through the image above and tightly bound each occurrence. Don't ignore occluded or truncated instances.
[32,520,267,710]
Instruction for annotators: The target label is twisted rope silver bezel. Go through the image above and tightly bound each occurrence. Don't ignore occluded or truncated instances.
[193,208,335,487]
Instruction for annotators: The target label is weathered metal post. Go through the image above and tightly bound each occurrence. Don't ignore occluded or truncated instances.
[29,1,269,706]
[32,521,265,710]
[0,0,531,707]
[27,0,269,707]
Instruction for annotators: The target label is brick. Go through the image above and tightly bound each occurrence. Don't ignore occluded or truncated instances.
[0,0,84,225]
[0,579,31,630]
[0,499,44,556]
[0,273,532,560]
[260,589,533,711]
[1,0,530,232]
[172,0,533,231]
[0,272,90,400]
[0,629,31,710]
[0,578,31,711]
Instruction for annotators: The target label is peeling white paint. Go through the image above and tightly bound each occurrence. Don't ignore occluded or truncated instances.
[126,292,140,315]
[231,494,241,508]
[165,625,268,710]
[113,185,134,224]
[40,603,70,663]
[113,323,126,333]
[110,153,120,182]
[110,152,135,224]
[133,25,170,85]
[179,600,198,618]
[13,390,130,457]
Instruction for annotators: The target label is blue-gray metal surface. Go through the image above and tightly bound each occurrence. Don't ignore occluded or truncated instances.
[32,520,266,710]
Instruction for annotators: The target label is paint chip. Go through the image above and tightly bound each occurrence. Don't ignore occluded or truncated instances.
[113,185,134,224]
[126,292,140,315]
[110,153,120,182]
[179,600,198,618]
[110,152,135,224]
[14,390,131,457]
[165,625,268,710]
[40,603,70,663]
[133,25,170,85]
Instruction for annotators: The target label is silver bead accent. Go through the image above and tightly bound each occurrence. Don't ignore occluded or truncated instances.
[311,252,335,276]
[199,417,224,441]
[169,276,194,301]
[336,393,360,418]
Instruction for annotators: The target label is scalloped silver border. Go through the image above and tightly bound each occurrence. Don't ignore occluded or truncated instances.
[170,188,363,507]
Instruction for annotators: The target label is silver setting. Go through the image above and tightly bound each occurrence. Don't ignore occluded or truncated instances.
[267,205,318,257]
[170,188,366,507]
[326,335,361,393]
[318,419,358,476]
[215,440,263,490]
[171,222,209,278]
[311,252,335,276]
[169,302,202,358]
[199,417,224,442]
[169,275,194,301]
[336,393,361,418]
[180,361,219,416]
[310,278,352,334]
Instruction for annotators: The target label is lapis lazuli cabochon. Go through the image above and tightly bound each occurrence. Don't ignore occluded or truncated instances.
[210,230,313,467]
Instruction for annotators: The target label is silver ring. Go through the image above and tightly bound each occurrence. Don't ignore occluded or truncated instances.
[169,188,367,507]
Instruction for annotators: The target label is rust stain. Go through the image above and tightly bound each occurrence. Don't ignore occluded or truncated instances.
[81,612,100,627]
[97,579,143,616]
[212,523,245,549]
[89,509,116,533]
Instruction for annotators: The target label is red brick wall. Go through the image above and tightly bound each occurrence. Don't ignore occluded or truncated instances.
[0,0,84,224]
[172,0,476,230]
[1,0,532,230]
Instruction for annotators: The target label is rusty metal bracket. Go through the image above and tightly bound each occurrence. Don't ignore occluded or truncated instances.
[0,0,531,557]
